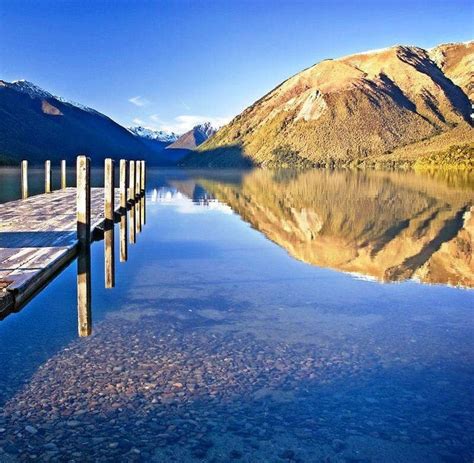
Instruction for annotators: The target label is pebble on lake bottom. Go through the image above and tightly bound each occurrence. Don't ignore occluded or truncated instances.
[0,309,472,462]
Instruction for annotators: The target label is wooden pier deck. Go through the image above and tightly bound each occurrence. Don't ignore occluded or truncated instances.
[0,187,122,315]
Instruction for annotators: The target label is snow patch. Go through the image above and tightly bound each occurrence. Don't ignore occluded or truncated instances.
[337,45,399,61]
[128,125,179,142]
[193,121,217,138]
[9,80,100,114]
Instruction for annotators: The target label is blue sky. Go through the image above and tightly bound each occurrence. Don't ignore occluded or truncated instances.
[1,0,472,134]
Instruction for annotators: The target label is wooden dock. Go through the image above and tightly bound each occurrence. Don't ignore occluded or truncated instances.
[0,156,146,318]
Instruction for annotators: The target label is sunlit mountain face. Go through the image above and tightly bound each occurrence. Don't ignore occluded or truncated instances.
[182,169,473,288]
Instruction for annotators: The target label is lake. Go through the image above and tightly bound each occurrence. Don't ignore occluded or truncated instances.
[0,167,473,462]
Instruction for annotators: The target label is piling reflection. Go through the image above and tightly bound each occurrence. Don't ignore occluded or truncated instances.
[129,199,136,244]
[104,220,115,289]
[120,212,128,262]
[77,191,145,337]
[119,159,128,262]
[140,194,146,228]
[104,158,115,289]
[129,161,137,244]
[77,242,91,337]
[135,161,142,233]
[135,194,142,233]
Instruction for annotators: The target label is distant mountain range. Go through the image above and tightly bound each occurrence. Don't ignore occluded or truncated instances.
[126,125,179,165]
[183,41,473,168]
[165,122,217,159]
[128,126,178,143]
[0,80,214,166]
[167,122,216,149]
[128,123,217,162]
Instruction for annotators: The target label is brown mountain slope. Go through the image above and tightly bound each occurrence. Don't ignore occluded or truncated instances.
[184,43,473,168]
[429,41,474,101]
[167,122,216,150]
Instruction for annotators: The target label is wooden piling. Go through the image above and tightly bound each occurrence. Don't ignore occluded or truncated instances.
[21,160,28,199]
[45,160,52,193]
[61,160,67,189]
[140,160,146,226]
[140,160,146,192]
[76,155,91,244]
[128,160,136,201]
[135,159,141,197]
[120,160,128,210]
[104,158,115,288]
[135,160,142,232]
[128,160,136,244]
[76,155,91,337]
[119,159,128,262]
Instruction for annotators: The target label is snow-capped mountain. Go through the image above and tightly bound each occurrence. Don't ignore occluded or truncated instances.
[8,80,52,99]
[128,125,179,143]
[166,122,217,152]
[194,121,217,139]
[7,80,100,115]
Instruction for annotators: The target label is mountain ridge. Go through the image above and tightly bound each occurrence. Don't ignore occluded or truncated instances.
[167,122,217,150]
[183,41,473,168]
[7,80,101,115]
[0,80,173,165]
[128,125,179,143]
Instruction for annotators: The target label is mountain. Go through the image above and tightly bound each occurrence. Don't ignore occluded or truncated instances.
[128,125,178,143]
[167,122,217,159]
[6,80,102,115]
[428,41,474,101]
[183,42,473,168]
[166,122,217,164]
[0,80,165,165]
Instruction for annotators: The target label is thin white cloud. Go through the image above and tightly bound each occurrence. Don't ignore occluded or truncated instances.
[132,118,144,125]
[128,96,150,107]
[179,99,191,111]
[157,114,231,134]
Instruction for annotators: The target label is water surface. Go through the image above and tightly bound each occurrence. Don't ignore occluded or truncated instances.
[0,167,473,462]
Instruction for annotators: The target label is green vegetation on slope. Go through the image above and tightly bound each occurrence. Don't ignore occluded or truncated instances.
[414,144,474,171]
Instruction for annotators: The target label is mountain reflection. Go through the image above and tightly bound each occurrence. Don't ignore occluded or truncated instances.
[180,169,473,288]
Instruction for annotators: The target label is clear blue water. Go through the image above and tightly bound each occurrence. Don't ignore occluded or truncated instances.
[0,167,473,462]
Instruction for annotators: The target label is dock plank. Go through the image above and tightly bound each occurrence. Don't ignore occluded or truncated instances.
[0,187,123,315]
